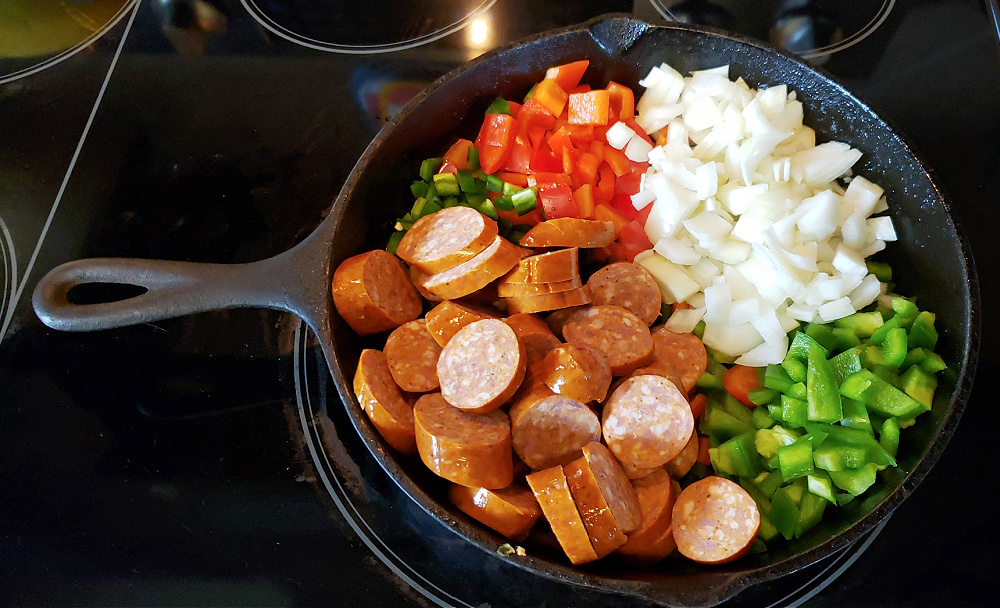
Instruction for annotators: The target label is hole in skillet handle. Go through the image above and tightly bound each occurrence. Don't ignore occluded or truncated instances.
[322,13,977,608]
[66,282,149,305]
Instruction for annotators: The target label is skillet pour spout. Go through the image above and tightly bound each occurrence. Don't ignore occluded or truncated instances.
[31,13,978,606]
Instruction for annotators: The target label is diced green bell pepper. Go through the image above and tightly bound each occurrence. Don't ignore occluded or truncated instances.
[881,327,908,370]
[752,406,776,430]
[805,323,840,353]
[908,311,938,350]
[788,331,829,362]
[879,417,900,458]
[900,365,937,408]
[829,463,879,496]
[770,485,801,540]
[868,316,900,345]
[891,297,920,328]
[918,351,947,373]
[485,174,504,192]
[835,311,884,338]
[755,470,785,499]
[410,180,429,198]
[900,347,928,370]
[709,432,761,478]
[493,195,514,211]
[831,327,862,351]
[807,470,838,503]
[755,425,801,459]
[866,260,892,282]
[839,397,873,434]
[796,490,828,537]
[485,97,512,115]
[840,369,930,420]
[769,395,808,428]
[456,169,478,194]
[432,172,461,197]
[829,347,863,385]
[512,187,538,215]
[807,341,843,423]
[749,387,780,407]
[788,382,808,401]
[813,440,869,471]
[806,421,896,467]
[764,364,795,393]
[702,405,756,443]
[722,393,755,424]
[386,231,404,255]
[781,357,807,383]
[419,157,442,182]
[466,145,480,171]
[777,437,815,481]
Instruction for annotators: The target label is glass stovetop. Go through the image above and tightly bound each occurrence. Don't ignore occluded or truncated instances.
[1,0,997,605]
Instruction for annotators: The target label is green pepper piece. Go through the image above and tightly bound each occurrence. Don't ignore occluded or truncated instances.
[918,351,947,373]
[696,370,725,391]
[485,97,513,115]
[693,319,707,339]
[432,172,461,197]
[788,331,829,362]
[787,382,807,401]
[502,181,523,197]
[875,303,894,321]
[840,369,930,420]
[900,365,937,408]
[807,471,837,503]
[891,297,919,328]
[834,311,884,338]
[420,199,442,217]
[880,327,908,370]
[900,347,928,370]
[410,180,429,198]
[813,440,869,471]
[796,490,828,537]
[508,227,529,244]
[829,347,863,385]
[751,406,775,430]
[523,83,537,102]
[831,327,862,351]
[807,340,843,423]
[485,174,504,192]
[770,485,801,540]
[781,357,807,383]
[768,395,808,429]
[756,470,785,499]
[493,195,514,212]
[386,231,404,255]
[868,316,900,345]
[757,511,781,542]
[512,187,538,215]
[722,393,755,425]
[410,197,427,218]
[419,157,442,182]
[764,364,794,393]
[777,437,815,481]
[709,432,761,478]
[828,463,878,496]
[866,260,892,282]
[466,145,481,172]
[839,397,873,434]
[805,323,839,352]
[474,199,499,221]
[439,196,460,208]
[702,404,756,443]
[879,417,901,458]
[456,169,478,194]
[749,387,780,407]
[754,425,801,459]
[908,311,938,350]
[806,422,896,467]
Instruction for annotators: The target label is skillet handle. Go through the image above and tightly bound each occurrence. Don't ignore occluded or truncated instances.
[31,243,331,333]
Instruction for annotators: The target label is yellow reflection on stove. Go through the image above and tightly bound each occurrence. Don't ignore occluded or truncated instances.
[0,0,129,58]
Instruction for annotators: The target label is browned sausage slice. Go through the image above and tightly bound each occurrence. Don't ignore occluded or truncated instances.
[353,349,417,455]
[383,320,442,393]
[535,343,612,403]
[448,483,542,542]
[409,265,442,302]
[562,305,654,376]
[437,319,525,413]
[503,313,561,364]
[602,375,695,470]
[563,453,629,558]
[586,262,663,326]
[502,248,580,284]
[332,250,422,335]
[519,219,615,248]
[650,327,708,395]
[504,286,592,315]
[664,429,699,479]
[396,206,499,274]
[497,278,582,298]
[577,442,643,533]
[617,470,680,563]
[418,236,526,300]
[544,305,591,339]
[509,391,601,470]
[425,300,501,347]
[672,476,761,565]
[413,393,513,489]
[525,465,599,565]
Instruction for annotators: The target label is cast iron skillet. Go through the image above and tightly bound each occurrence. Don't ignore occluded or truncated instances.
[33,15,978,606]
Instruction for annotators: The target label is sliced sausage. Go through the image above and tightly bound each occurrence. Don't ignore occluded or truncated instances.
[413,392,513,489]
[525,465,599,565]
[437,319,525,413]
[664,429,699,479]
[418,236,526,301]
[497,278,582,298]
[383,320,442,393]
[503,313,561,364]
[602,375,695,470]
[650,327,708,395]
[586,262,662,326]
[409,265,442,302]
[396,206,498,274]
[562,305,654,376]
[448,483,542,542]
[509,391,601,470]
[504,286,592,315]
[353,349,417,455]
[502,248,580,284]
[535,343,612,403]
[519,219,615,248]
[563,455,629,558]
[619,461,660,481]
[332,250,422,335]
[544,305,591,339]
[425,300,501,347]
[617,470,680,563]
[628,359,686,397]
[577,442,643,533]
[672,476,761,565]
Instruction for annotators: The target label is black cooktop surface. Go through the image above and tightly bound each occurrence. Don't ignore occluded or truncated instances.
[2,0,998,605]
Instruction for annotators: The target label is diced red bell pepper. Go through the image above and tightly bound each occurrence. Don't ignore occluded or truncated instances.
[563,124,595,147]
[533,79,569,117]
[562,146,578,175]
[567,84,592,94]
[689,394,708,420]
[594,203,630,237]
[539,182,578,219]
[573,152,600,187]
[497,207,542,226]
[568,90,610,126]
[438,160,460,175]
[615,171,642,196]
[610,192,641,222]
[476,113,517,174]
[603,147,632,177]
[546,128,575,156]
[623,117,654,146]
[604,241,628,263]
[595,164,615,204]
[620,220,654,262]
[507,100,522,118]
[517,99,557,140]
[496,171,529,187]
[502,134,532,174]
[529,172,571,188]
[607,81,635,121]
[589,139,606,163]
[443,139,474,171]
[529,146,564,173]
[544,60,589,91]
[573,184,595,219]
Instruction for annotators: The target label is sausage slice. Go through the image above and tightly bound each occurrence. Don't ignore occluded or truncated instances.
[586,262,663,326]
[509,390,601,470]
[353,349,417,455]
[602,375,695,470]
[526,466,600,565]
[672,476,760,565]
[650,327,708,395]
[576,442,643,533]
[502,248,581,284]
[497,278,582,298]
[413,393,513,489]
[437,319,525,413]
[504,286,593,315]
[425,300,501,347]
[519,219,615,248]
[503,313,561,365]
[562,305,654,376]
[332,250,422,335]
[535,343,612,403]
[418,236,525,300]
[664,429,699,479]
[396,206,498,274]
[448,483,542,542]
[383,320,441,393]
[617,470,680,563]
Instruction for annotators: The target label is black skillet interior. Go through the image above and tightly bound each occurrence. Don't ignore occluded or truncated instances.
[323,15,978,606]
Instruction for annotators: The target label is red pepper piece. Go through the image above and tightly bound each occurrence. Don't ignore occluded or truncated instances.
[607,81,635,121]
[544,60,589,91]
[476,113,517,174]
[538,183,578,219]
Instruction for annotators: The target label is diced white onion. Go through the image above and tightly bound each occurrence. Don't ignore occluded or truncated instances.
[606,122,636,150]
